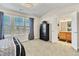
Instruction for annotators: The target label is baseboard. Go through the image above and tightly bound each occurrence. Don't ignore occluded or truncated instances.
[34,38,39,40]
[71,46,78,51]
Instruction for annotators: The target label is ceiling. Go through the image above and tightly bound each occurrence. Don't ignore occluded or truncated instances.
[0,3,78,17]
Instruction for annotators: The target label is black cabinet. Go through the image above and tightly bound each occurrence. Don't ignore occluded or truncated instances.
[40,21,49,41]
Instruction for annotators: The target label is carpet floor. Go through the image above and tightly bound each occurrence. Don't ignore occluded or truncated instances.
[22,39,79,56]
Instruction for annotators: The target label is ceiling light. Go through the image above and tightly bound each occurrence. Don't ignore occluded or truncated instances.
[21,3,33,8]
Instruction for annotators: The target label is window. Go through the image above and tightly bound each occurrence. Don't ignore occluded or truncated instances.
[24,18,30,26]
[14,17,30,34]
[14,16,24,34]
[3,15,11,35]
[3,15,30,35]
[24,18,30,33]
[15,16,24,26]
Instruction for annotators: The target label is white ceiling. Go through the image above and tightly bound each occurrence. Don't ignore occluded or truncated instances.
[0,3,78,16]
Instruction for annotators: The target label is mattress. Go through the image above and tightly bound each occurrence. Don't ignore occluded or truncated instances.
[0,37,26,56]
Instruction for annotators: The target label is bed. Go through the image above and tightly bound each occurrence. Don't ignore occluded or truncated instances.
[0,37,26,56]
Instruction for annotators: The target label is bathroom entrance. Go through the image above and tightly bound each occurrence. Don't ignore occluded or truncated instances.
[58,16,72,44]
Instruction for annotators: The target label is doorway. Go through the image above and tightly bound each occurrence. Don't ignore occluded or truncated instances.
[58,17,72,44]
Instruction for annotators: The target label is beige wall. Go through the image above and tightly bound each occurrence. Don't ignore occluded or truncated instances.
[34,17,40,39]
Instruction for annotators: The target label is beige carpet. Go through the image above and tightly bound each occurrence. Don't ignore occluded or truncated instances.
[22,39,79,56]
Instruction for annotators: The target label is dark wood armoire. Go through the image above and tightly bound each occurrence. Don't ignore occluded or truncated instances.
[40,21,49,41]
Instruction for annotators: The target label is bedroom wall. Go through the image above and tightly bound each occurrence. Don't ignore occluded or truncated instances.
[0,8,40,41]
[34,17,40,39]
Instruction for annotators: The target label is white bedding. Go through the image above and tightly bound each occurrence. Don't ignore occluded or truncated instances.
[0,37,16,56]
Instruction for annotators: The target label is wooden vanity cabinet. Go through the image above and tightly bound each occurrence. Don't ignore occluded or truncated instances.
[58,32,71,43]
